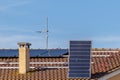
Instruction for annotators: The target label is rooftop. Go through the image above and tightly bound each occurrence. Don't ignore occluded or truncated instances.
[0,49,120,79]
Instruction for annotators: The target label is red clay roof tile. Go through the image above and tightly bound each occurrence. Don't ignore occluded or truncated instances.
[0,50,120,79]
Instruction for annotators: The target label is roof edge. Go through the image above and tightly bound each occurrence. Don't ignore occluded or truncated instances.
[98,67,120,80]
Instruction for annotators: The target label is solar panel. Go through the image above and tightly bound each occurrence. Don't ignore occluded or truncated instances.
[0,49,68,57]
[69,40,91,78]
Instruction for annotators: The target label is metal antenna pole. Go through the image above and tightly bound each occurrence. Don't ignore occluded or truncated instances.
[46,17,48,50]
[46,17,50,56]
[36,17,50,56]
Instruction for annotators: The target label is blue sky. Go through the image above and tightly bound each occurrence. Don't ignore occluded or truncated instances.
[0,0,120,48]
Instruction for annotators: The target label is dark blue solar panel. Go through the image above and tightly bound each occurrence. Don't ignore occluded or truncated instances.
[69,41,91,78]
[70,56,90,59]
[0,49,18,57]
[0,49,68,57]
[70,41,91,44]
[70,45,91,48]
[69,73,90,78]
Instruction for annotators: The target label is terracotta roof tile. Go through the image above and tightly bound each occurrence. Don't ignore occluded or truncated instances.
[0,50,120,79]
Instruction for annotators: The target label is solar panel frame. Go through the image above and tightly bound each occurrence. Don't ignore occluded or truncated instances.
[68,40,92,78]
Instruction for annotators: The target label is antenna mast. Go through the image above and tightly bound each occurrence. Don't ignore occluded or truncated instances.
[46,17,49,50]
[36,17,50,56]
[36,17,49,49]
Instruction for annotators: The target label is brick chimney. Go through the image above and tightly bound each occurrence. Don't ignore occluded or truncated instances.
[18,42,31,74]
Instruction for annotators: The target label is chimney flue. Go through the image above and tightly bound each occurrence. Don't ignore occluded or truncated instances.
[18,42,31,74]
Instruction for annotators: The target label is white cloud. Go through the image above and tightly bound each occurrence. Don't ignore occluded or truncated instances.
[0,25,35,33]
[0,34,69,49]
[93,36,120,42]
[0,1,30,12]
[0,35,40,48]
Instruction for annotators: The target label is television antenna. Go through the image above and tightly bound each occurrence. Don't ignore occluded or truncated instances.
[37,17,50,56]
